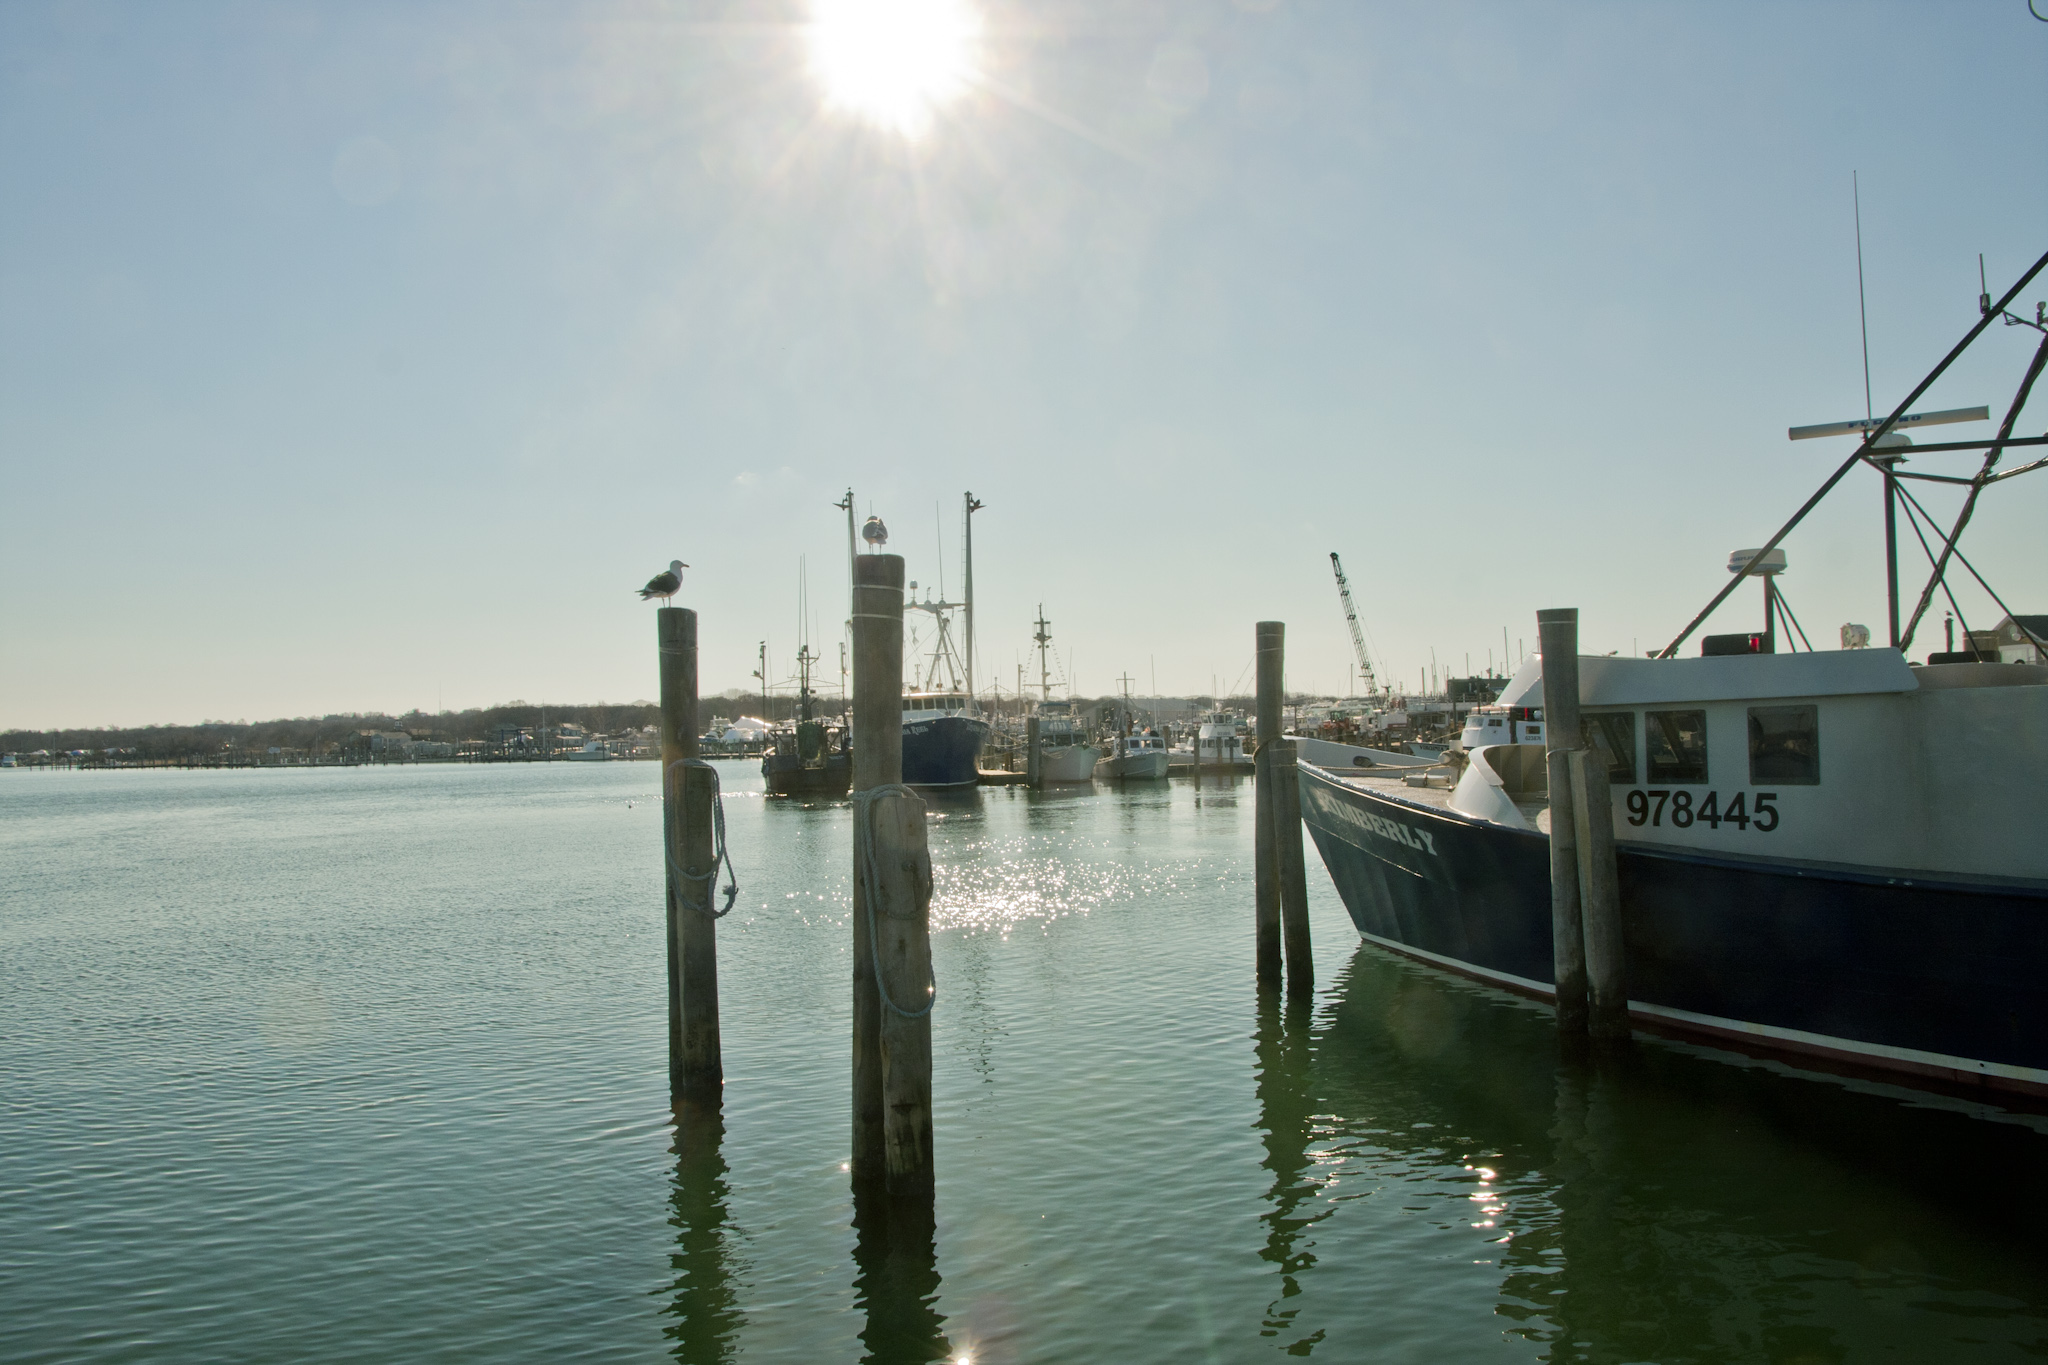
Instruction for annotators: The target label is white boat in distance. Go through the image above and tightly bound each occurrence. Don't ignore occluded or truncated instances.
[1175,711,1254,772]
[1097,728,1170,780]
[1033,699,1100,783]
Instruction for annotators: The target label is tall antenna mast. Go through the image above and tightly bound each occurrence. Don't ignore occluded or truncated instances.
[1855,171,1873,422]
[1033,606,1053,702]
[963,492,983,712]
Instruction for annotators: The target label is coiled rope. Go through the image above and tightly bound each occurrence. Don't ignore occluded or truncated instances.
[852,783,937,1020]
[664,758,737,918]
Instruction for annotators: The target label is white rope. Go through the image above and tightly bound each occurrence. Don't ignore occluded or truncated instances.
[852,783,937,1020]
[664,758,737,918]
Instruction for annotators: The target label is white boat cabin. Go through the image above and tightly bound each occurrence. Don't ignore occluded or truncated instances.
[1448,649,2048,883]
[902,691,975,719]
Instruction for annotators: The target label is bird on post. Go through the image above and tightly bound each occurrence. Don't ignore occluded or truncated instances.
[861,516,888,551]
[639,560,687,602]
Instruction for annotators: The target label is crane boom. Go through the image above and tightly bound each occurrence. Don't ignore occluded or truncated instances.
[1329,552,1378,695]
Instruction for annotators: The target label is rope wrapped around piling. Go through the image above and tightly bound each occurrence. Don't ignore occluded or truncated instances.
[664,758,737,918]
[852,782,937,1020]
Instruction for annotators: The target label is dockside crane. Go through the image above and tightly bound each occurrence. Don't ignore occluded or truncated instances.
[1329,552,1380,697]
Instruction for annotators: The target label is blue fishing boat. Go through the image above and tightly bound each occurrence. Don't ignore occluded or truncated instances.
[838,489,991,788]
[1301,647,2048,1099]
[1299,263,2048,1100]
[900,688,989,787]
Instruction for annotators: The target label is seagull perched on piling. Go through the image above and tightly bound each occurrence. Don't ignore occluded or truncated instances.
[861,516,888,550]
[639,560,687,602]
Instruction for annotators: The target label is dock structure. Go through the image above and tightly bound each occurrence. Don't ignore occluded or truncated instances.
[850,553,937,1201]
[1538,608,1626,1039]
[659,606,722,1096]
[1254,622,1313,995]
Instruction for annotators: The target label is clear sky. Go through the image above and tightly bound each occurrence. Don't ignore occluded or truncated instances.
[4,0,2044,728]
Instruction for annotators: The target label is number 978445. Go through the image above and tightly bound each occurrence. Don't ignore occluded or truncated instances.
[1624,789,1780,832]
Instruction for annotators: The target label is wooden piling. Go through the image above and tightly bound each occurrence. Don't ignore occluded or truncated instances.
[1026,715,1041,789]
[868,787,935,1197]
[1537,608,1588,1035]
[1569,749,1628,1039]
[1267,738,1314,996]
[850,554,934,1197]
[1254,622,1285,988]
[659,607,720,1092]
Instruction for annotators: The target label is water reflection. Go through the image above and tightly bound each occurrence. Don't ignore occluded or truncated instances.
[851,1190,952,1365]
[1253,992,1330,1354]
[661,1093,746,1364]
[1299,946,2048,1360]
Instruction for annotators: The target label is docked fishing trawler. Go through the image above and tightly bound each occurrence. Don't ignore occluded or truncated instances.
[1024,608,1099,782]
[761,644,851,797]
[1299,262,2048,1099]
[1033,699,1100,783]
[1298,648,2048,1096]
[901,581,989,788]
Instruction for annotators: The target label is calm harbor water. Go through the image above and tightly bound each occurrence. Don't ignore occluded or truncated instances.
[5,762,2047,1363]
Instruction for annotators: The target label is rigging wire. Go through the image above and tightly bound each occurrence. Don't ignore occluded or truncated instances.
[1894,491,1979,645]
[1892,480,2047,654]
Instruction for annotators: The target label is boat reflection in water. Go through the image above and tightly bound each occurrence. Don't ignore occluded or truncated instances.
[1252,946,2048,1359]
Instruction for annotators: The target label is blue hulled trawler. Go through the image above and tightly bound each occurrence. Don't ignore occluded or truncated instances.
[1296,254,2048,1101]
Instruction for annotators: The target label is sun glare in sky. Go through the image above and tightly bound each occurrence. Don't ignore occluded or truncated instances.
[806,0,979,137]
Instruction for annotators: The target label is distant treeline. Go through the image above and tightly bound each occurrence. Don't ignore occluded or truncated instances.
[3,691,1286,759]
[3,700,665,760]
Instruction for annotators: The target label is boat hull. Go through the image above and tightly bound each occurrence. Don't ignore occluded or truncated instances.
[1097,751,1169,780]
[1038,743,1100,783]
[902,715,989,787]
[762,753,852,797]
[1296,761,2048,1100]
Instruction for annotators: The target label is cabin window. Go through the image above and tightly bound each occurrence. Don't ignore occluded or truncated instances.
[1583,712,1637,785]
[1749,705,1819,785]
[1644,710,1707,783]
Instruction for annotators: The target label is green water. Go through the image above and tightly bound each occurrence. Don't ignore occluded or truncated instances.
[3,764,2044,1363]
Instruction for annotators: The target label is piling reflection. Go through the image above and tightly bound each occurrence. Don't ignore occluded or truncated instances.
[1301,945,2048,1360]
[850,1189,952,1365]
[661,1093,746,1364]
[1252,991,1330,1354]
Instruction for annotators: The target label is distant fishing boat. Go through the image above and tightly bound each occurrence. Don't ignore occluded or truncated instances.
[839,490,990,787]
[762,642,851,798]
[1096,727,1169,780]
[1024,607,1099,783]
[1096,677,1168,780]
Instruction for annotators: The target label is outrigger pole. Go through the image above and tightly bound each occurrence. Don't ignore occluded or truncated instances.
[1657,247,2048,660]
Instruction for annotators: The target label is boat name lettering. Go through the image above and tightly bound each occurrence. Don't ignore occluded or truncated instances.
[1626,789,1779,832]
[1311,788,1439,856]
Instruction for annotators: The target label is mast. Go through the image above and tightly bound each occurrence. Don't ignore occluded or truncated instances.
[1033,606,1053,703]
[835,488,856,666]
[964,492,983,712]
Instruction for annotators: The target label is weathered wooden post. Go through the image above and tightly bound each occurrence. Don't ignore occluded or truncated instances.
[659,607,721,1092]
[850,554,935,1198]
[1570,748,1628,1038]
[1267,737,1315,996]
[1537,608,1587,1035]
[1026,715,1041,789]
[1253,622,1285,988]
[869,786,935,1197]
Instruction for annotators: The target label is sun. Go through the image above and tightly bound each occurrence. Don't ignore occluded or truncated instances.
[806,0,979,138]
